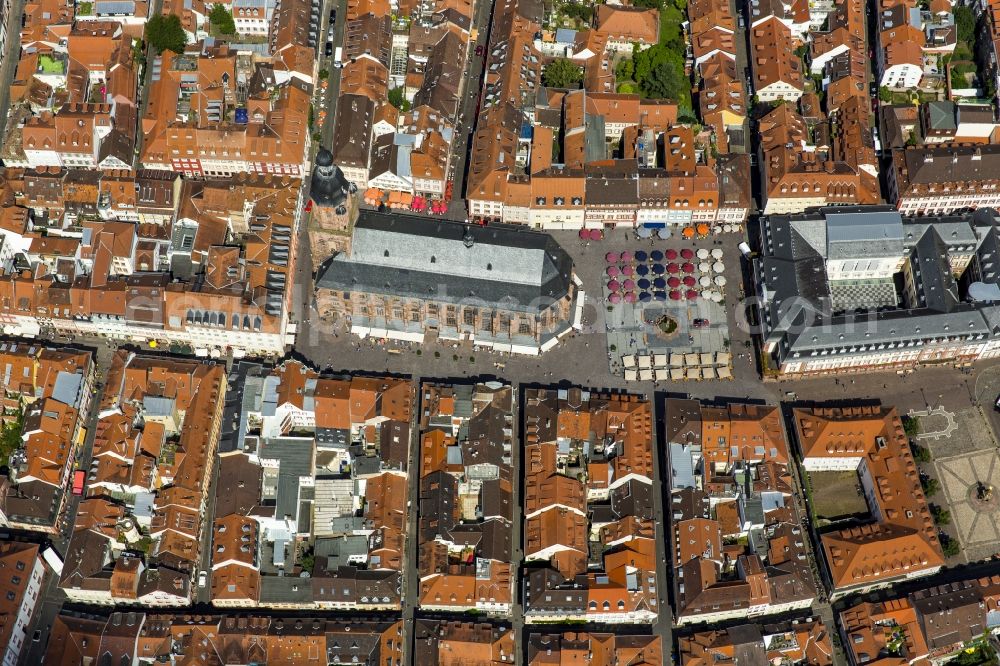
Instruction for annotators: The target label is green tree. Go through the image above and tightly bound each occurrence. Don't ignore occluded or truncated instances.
[902,415,920,437]
[931,504,951,525]
[0,408,24,468]
[615,58,634,82]
[542,58,583,89]
[878,85,892,102]
[145,13,188,55]
[921,476,940,497]
[209,4,236,34]
[954,6,976,45]
[387,87,410,111]
[560,2,592,22]
[910,442,931,463]
[941,536,960,558]
[632,45,691,109]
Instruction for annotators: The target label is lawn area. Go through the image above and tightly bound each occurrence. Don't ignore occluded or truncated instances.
[809,471,869,523]
[38,54,63,74]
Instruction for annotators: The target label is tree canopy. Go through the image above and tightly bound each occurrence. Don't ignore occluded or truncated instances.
[543,58,583,89]
[632,45,691,108]
[954,5,976,45]
[145,13,188,54]
[209,4,236,34]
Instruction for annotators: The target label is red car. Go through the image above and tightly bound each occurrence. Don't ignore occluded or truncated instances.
[475,45,484,56]
[72,470,86,496]
[692,318,710,329]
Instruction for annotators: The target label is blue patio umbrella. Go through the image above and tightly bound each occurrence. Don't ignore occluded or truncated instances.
[635,265,649,276]
[651,264,665,275]
[653,277,666,289]
[654,291,667,301]
[635,250,648,262]
[638,292,652,302]
[650,250,664,262]
[637,278,651,289]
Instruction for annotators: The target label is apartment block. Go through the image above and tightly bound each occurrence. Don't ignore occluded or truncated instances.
[521,387,658,623]
[527,632,662,665]
[0,341,93,534]
[792,404,944,597]
[876,0,956,91]
[417,382,515,615]
[840,576,1000,665]
[330,0,470,196]
[0,542,46,666]
[0,170,301,356]
[464,0,745,228]
[209,360,413,610]
[3,21,137,169]
[665,399,816,625]
[678,617,834,665]
[42,611,405,665]
[59,352,226,606]
[888,144,1000,215]
[413,621,515,665]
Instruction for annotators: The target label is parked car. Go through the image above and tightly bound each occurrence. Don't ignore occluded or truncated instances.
[475,44,483,56]
[324,42,333,56]
[994,394,1000,411]
[329,8,336,22]
[692,318,710,329]
[198,571,208,588]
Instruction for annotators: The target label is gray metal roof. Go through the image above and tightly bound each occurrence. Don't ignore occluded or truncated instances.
[259,436,314,521]
[95,0,135,14]
[825,210,903,260]
[51,370,82,408]
[316,212,574,313]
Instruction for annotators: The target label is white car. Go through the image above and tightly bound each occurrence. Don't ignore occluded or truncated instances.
[198,571,207,588]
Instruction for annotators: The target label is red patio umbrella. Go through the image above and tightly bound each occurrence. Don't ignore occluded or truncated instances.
[579,229,589,239]
[620,250,633,262]
[607,266,620,277]
[683,276,696,287]
[622,279,636,290]
[621,265,635,276]
[669,290,682,300]
[606,252,619,263]
[667,263,680,274]
[609,292,622,303]
[608,279,621,292]
[680,248,694,259]
[589,229,603,240]
[667,276,681,288]
[682,262,695,273]
[686,290,699,300]
[665,249,678,260]
[624,292,637,303]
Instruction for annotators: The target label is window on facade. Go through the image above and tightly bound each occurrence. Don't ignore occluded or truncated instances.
[464,309,476,326]
[519,320,531,334]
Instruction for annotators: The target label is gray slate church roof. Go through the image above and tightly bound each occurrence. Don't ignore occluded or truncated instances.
[316,211,574,313]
